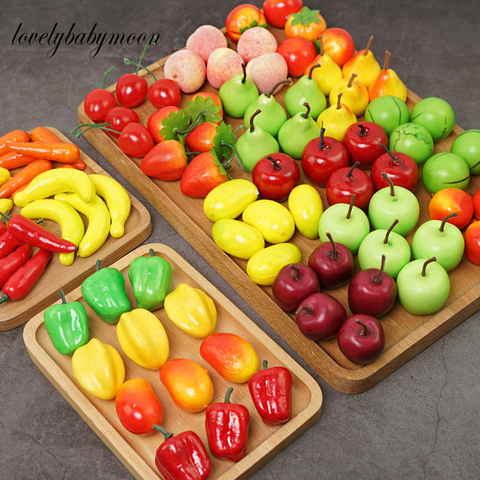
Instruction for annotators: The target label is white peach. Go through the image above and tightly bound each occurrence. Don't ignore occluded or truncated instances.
[246,52,289,94]
[164,49,206,94]
[207,47,244,89]
[186,25,228,63]
[237,27,278,64]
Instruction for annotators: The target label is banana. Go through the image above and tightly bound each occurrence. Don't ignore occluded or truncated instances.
[14,169,96,207]
[20,199,85,266]
[89,174,131,238]
[54,193,110,257]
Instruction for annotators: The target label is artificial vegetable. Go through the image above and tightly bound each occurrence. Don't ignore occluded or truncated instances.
[0,230,22,259]
[44,289,89,355]
[154,427,212,480]
[205,387,250,462]
[128,248,172,310]
[0,159,52,199]
[0,198,13,215]
[0,249,52,305]
[7,141,80,164]
[81,259,131,324]
[0,151,38,170]
[0,243,32,288]
[117,308,169,370]
[248,360,293,426]
[72,338,125,400]
[0,129,30,156]
[164,283,216,338]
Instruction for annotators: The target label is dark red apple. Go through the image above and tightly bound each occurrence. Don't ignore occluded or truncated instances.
[295,293,347,340]
[348,254,397,317]
[343,122,388,169]
[308,232,354,289]
[272,263,320,312]
[301,127,350,186]
[337,314,385,365]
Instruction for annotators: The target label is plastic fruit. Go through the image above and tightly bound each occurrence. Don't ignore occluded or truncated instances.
[474,190,480,220]
[147,106,178,143]
[465,221,480,264]
[237,27,278,64]
[246,52,289,94]
[368,51,407,103]
[316,93,357,142]
[206,48,244,89]
[343,122,388,169]
[342,36,381,88]
[329,73,369,117]
[321,28,355,67]
[284,6,326,42]
[288,184,323,239]
[225,4,267,43]
[364,95,410,136]
[263,0,303,28]
[186,25,228,63]
[277,37,317,78]
[422,152,470,194]
[451,129,480,175]
[164,50,206,94]
[429,188,474,230]
[388,123,434,165]
[410,97,455,142]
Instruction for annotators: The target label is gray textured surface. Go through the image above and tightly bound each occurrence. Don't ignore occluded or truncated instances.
[1,0,480,479]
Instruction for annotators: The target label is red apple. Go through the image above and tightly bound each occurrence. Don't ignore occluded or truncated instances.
[474,190,480,220]
[343,122,388,169]
[277,37,317,77]
[429,188,474,230]
[465,220,480,265]
[321,28,355,67]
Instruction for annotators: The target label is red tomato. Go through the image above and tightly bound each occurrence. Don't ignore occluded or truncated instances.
[465,220,480,265]
[148,78,181,109]
[104,107,139,138]
[225,4,267,43]
[322,28,355,67]
[277,37,316,77]
[141,140,187,180]
[191,92,224,122]
[263,0,303,28]
[429,188,474,230]
[185,123,217,153]
[473,189,480,220]
[84,88,117,121]
[116,73,148,107]
[147,106,180,143]
[118,122,154,157]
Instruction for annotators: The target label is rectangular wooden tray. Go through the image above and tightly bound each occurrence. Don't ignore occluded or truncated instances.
[0,127,152,331]
[23,243,323,480]
[77,28,480,394]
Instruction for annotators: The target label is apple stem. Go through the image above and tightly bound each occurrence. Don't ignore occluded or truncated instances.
[421,257,437,277]
[266,155,281,170]
[346,161,360,179]
[347,73,357,88]
[295,305,314,316]
[381,171,396,197]
[364,36,374,56]
[439,212,458,232]
[383,50,391,71]
[249,109,261,132]
[241,62,247,83]
[336,93,343,110]
[373,254,386,285]
[357,124,368,137]
[308,63,321,80]
[289,264,301,280]
[319,123,326,149]
[376,140,401,164]
[325,232,337,259]
[346,193,356,220]
[355,319,370,336]
[266,78,292,98]
[302,102,311,119]
[383,219,399,244]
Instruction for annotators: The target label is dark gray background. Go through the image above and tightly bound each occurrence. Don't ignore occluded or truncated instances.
[1,0,479,479]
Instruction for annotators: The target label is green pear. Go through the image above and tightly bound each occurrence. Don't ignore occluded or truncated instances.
[278,103,320,159]
[243,79,290,137]
[284,64,326,120]
[219,63,259,118]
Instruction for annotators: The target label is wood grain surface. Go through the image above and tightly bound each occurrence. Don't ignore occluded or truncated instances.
[76,27,480,394]
[23,243,323,480]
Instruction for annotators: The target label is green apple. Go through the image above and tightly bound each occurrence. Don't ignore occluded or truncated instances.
[410,97,455,142]
[388,123,434,165]
[422,152,470,194]
[450,129,480,175]
[364,95,410,136]
[397,258,450,315]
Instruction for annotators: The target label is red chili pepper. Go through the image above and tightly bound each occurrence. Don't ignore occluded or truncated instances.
[153,426,212,480]
[0,230,22,259]
[248,360,293,426]
[0,244,32,288]
[205,387,250,462]
[0,221,6,236]
[0,249,52,304]
[1,213,76,253]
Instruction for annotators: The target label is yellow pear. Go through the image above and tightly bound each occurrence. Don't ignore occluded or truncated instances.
[329,73,369,116]
[317,93,357,142]
[368,51,407,102]
[342,36,381,88]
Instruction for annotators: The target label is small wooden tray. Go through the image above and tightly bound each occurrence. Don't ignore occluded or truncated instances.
[77,28,480,394]
[23,243,323,480]
[0,128,152,331]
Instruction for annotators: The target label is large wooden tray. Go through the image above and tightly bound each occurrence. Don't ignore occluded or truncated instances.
[77,28,480,394]
[23,243,323,480]
[0,128,152,331]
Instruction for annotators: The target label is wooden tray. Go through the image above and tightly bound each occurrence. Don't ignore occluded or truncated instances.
[23,243,323,480]
[0,127,152,331]
[77,28,480,394]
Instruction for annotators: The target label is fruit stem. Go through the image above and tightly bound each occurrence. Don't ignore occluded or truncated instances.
[376,140,400,164]
[263,360,269,370]
[266,78,291,98]
[302,102,311,119]
[308,63,321,80]
[439,212,458,232]
[346,193,356,220]
[101,67,116,89]
[295,306,314,316]
[355,319,370,336]
[383,219,399,244]
[325,232,337,259]
[224,387,234,404]
[381,172,395,198]
[136,37,155,75]
[336,93,343,110]
[71,124,120,138]
[347,73,357,88]
[319,124,326,150]
[241,62,247,84]
[364,36,374,56]
[421,257,437,277]
[346,161,360,179]
[249,109,261,132]
[124,58,157,81]
[383,50,391,71]
[373,254,386,285]
[58,289,67,304]
[289,264,302,280]
[267,155,281,170]
[357,124,368,137]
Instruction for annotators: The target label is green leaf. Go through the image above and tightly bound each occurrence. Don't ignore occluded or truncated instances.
[290,6,321,27]
[212,122,234,161]
[160,110,191,141]
[184,96,221,126]
[211,149,228,177]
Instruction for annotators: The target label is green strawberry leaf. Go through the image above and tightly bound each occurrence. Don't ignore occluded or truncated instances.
[160,110,191,141]
[212,122,235,161]
[210,149,228,177]
[184,96,222,126]
[290,6,321,27]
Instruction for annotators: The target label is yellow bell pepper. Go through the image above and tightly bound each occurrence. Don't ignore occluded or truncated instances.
[72,338,125,400]
[117,308,169,370]
[0,198,13,214]
[164,283,216,338]
[0,167,11,187]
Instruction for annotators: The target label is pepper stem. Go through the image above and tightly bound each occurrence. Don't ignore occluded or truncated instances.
[302,102,311,119]
[101,67,116,89]
[440,212,458,232]
[289,264,301,280]
[319,123,326,149]
[266,78,291,97]
[373,255,386,285]
[346,193,356,220]
[295,305,314,316]
[421,257,437,277]
[381,172,395,197]
[383,50,391,71]
[0,292,10,305]
[346,161,360,179]
[95,259,102,272]
[383,219,399,244]
[249,109,261,132]
[153,425,174,440]
[308,63,321,79]
[149,248,156,257]
[263,360,269,370]
[266,155,281,170]
[0,211,11,222]
[58,289,67,304]
[355,319,370,336]
[224,387,234,404]
[326,232,337,259]
[364,36,374,56]
[347,73,357,88]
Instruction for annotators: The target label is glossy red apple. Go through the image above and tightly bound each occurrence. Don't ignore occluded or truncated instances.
[295,293,347,340]
[337,314,385,365]
[343,122,388,169]
[272,263,320,312]
[348,254,397,317]
[474,190,480,220]
[321,28,355,67]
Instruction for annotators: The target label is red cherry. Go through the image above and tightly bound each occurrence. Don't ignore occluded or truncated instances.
[104,107,140,138]
[118,122,154,157]
[148,78,181,109]
[116,73,148,108]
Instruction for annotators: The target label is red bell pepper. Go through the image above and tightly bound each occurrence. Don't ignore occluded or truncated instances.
[0,221,6,236]
[0,243,32,288]
[205,387,249,462]
[153,426,212,480]
[248,360,293,426]
[0,230,22,259]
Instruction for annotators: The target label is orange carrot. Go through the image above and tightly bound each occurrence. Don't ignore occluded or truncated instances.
[0,160,52,198]
[30,127,62,143]
[7,142,80,164]
[0,151,38,170]
[0,130,30,157]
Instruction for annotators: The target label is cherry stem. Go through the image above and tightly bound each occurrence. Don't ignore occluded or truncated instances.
[249,109,261,131]
[241,63,247,84]
[71,124,120,138]
[383,50,391,71]
[381,172,395,197]
[357,124,367,137]
[302,102,311,119]
[440,212,458,232]
[295,306,314,316]
[289,264,301,280]
[336,93,343,110]
[364,36,374,56]
[346,193,356,220]
[346,161,360,179]
[136,37,154,75]
[224,387,234,404]
[326,232,337,259]
[267,155,281,170]
[319,124,326,149]
[373,254,386,285]
[376,140,399,163]
[266,78,291,98]
[421,257,437,277]
[101,67,116,89]
[347,73,357,88]
[309,63,321,79]
[383,219,399,244]
[124,58,157,81]
[355,319,370,336]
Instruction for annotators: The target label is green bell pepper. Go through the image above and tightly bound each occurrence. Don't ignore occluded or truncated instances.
[81,259,131,324]
[44,289,89,355]
[128,248,173,311]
